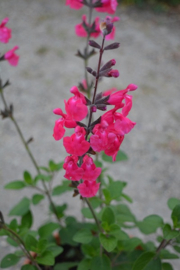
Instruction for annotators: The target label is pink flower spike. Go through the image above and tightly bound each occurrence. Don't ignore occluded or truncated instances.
[81,155,102,181]
[66,0,83,9]
[0,17,11,43]
[4,46,19,66]
[63,155,83,181]
[95,0,118,14]
[77,180,100,198]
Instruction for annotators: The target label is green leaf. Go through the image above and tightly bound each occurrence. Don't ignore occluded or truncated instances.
[78,259,91,270]
[21,265,37,270]
[144,257,161,270]
[36,250,54,266]
[37,239,47,254]
[99,233,117,252]
[4,180,26,189]
[21,210,33,228]
[32,194,44,205]
[35,174,52,182]
[54,262,78,270]
[102,150,128,163]
[173,245,180,253]
[103,188,112,204]
[91,255,111,270]
[171,204,180,228]
[162,262,173,270]
[132,251,155,270]
[102,207,115,225]
[109,224,129,240]
[24,171,33,185]
[89,197,102,209]
[160,249,179,259]
[50,204,67,218]
[0,254,20,268]
[94,160,103,168]
[109,181,124,200]
[49,160,63,171]
[163,224,180,240]
[137,215,164,234]
[9,197,30,216]
[121,193,133,203]
[73,229,93,244]
[81,208,93,219]
[47,245,63,257]
[25,235,38,252]
[6,237,19,247]
[38,222,59,238]
[167,198,180,210]
[119,237,142,251]
[52,181,71,196]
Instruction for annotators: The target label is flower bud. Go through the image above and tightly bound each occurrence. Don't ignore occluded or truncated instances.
[100,17,113,36]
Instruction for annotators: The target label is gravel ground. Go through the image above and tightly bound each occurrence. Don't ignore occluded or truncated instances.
[0,0,180,268]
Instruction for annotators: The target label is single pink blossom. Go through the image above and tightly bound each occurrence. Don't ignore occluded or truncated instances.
[65,86,88,121]
[53,119,66,141]
[63,126,90,156]
[66,0,83,9]
[0,17,11,43]
[53,108,77,128]
[63,155,84,181]
[95,0,118,14]
[90,121,109,152]
[105,16,120,40]
[104,132,124,161]
[81,155,101,181]
[114,114,136,135]
[75,15,101,38]
[77,180,100,198]
[4,46,19,66]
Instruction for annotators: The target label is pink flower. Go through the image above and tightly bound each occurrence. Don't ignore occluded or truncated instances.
[90,121,109,152]
[77,180,100,198]
[105,16,120,40]
[104,132,124,161]
[63,155,83,181]
[4,46,19,66]
[114,114,136,136]
[0,17,11,43]
[63,126,90,156]
[65,86,88,121]
[95,0,118,14]
[81,155,101,181]
[53,108,77,128]
[75,15,101,38]
[66,0,83,9]
[53,119,66,141]
[107,69,119,78]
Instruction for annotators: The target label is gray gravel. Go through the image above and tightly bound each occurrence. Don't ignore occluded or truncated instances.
[0,0,180,268]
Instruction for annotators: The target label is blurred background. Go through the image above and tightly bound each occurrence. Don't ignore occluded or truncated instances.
[0,0,180,265]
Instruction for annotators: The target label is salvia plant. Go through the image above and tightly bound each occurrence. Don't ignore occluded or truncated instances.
[0,1,180,270]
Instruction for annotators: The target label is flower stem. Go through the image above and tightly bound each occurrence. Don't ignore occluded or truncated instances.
[0,88,61,226]
[84,197,103,233]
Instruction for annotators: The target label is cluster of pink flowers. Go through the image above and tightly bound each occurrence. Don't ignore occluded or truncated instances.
[66,0,118,14]
[66,0,119,40]
[0,17,19,66]
[53,84,137,197]
[52,0,137,199]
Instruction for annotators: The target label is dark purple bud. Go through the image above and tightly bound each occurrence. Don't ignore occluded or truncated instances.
[100,17,113,36]
[104,42,120,51]
[104,69,119,78]
[86,67,96,77]
[96,104,107,111]
[100,59,116,72]
[99,68,112,77]
[91,106,97,112]
[95,95,110,105]
[89,40,101,49]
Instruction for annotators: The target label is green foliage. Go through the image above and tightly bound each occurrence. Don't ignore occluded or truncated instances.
[21,265,37,270]
[36,250,55,265]
[0,254,20,268]
[91,255,111,270]
[9,197,30,216]
[52,180,72,196]
[132,251,155,270]
[38,222,59,238]
[4,180,26,189]
[102,150,128,163]
[171,204,180,228]
[137,215,164,234]
[32,194,44,205]
[99,233,117,252]
[73,228,93,244]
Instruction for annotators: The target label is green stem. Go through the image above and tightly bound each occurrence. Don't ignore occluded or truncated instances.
[3,225,41,270]
[0,88,61,226]
[84,198,103,233]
